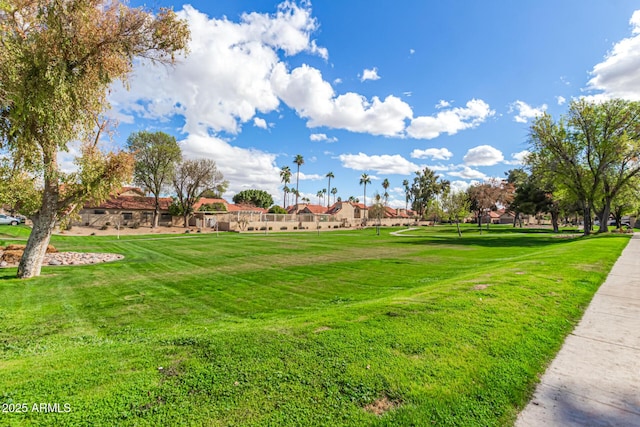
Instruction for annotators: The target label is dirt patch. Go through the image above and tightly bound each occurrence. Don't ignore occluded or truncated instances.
[313,326,331,333]
[363,396,400,416]
[472,284,491,290]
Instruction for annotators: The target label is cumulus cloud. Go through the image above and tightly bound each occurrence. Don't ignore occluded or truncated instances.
[310,133,338,142]
[510,100,547,123]
[556,96,567,105]
[448,166,487,180]
[272,63,413,136]
[179,134,281,197]
[463,145,504,166]
[449,180,473,193]
[361,67,381,82]
[253,117,268,129]
[406,99,495,139]
[338,153,419,175]
[109,2,326,136]
[586,10,640,100]
[410,148,453,160]
[504,150,530,165]
[436,100,451,109]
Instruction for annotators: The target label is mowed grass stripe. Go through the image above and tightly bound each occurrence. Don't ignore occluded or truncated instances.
[0,225,630,426]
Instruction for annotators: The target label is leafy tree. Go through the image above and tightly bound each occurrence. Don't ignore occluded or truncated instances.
[268,205,287,214]
[198,202,226,212]
[293,155,304,207]
[199,187,227,199]
[410,167,446,220]
[173,159,226,227]
[467,179,514,233]
[233,189,274,209]
[280,166,292,208]
[127,131,181,228]
[359,173,371,217]
[326,171,334,208]
[442,190,471,237]
[0,0,189,278]
[528,99,640,235]
[368,193,385,223]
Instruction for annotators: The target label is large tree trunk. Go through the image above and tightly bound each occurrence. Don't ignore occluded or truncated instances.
[183,212,189,228]
[583,205,592,236]
[597,199,611,234]
[18,181,58,278]
[153,196,160,228]
[550,209,559,233]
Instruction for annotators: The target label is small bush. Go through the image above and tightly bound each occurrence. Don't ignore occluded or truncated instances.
[131,222,140,229]
[260,226,267,231]
[100,225,108,230]
[105,222,112,226]
[247,227,255,231]
[280,226,288,230]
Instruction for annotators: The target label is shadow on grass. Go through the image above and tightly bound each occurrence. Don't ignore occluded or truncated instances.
[393,228,629,248]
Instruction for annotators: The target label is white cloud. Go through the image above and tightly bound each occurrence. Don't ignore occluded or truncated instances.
[448,166,487,180]
[310,133,338,142]
[504,150,530,165]
[179,134,281,198]
[272,63,412,136]
[253,117,268,129]
[338,153,419,175]
[409,49,415,55]
[586,10,640,101]
[406,99,495,139]
[556,96,566,105]
[109,2,326,135]
[436,100,451,109]
[463,145,504,166]
[510,100,547,123]
[299,172,324,181]
[449,180,472,193]
[410,148,453,160]
[361,67,381,82]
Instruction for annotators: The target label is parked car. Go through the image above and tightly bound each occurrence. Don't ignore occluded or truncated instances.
[0,214,21,226]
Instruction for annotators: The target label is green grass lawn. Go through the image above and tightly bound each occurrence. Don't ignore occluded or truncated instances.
[0,225,631,426]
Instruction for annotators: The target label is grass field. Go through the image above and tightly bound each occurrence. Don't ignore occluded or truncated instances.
[0,225,631,426]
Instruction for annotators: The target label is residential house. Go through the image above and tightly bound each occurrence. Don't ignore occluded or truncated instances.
[75,187,174,227]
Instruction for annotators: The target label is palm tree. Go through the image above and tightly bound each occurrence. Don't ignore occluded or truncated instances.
[280,166,292,208]
[331,187,338,204]
[360,173,371,219]
[316,190,323,205]
[293,155,304,207]
[402,179,410,211]
[325,171,334,208]
[382,178,390,206]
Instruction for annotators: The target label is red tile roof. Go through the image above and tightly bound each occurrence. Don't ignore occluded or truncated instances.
[95,196,172,211]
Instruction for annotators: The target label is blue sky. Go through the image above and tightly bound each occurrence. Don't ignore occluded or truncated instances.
[104,1,640,208]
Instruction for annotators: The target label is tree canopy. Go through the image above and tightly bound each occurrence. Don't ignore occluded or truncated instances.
[127,131,181,227]
[233,189,274,209]
[172,158,226,227]
[0,0,189,277]
[527,98,640,234]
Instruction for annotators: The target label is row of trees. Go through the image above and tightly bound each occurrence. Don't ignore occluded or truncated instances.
[127,131,227,228]
[525,98,640,235]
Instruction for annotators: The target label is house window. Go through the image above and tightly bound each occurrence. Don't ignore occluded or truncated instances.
[94,209,105,215]
[160,213,172,221]
[122,212,133,221]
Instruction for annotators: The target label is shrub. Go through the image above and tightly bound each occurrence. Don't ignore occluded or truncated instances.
[280,226,288,230]
[247,227,255,231]
[100,225,108,230]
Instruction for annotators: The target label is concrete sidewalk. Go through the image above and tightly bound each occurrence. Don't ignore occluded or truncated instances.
[515,233,640,427]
